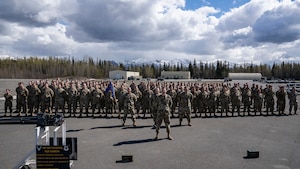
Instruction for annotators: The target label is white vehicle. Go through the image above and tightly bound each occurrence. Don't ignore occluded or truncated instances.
[286,83,300,93]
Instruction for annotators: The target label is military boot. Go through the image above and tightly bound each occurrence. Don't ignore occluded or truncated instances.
[121,118,125,126]
[167,132,173,140]
[133,121,136,127]
[188,122,192,126]
[154,131,159,140]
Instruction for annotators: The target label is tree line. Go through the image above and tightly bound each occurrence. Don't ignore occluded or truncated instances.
[0,57,299,80]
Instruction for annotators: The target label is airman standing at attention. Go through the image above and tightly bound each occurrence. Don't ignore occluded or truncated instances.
[231,85,241,116]
[190,86,199,117]
[265,85,275,115]
[253,88,264,115]
[31,83,41,115]
[79,83,90,117]
[4,89,13,116]
[151,87,161,129]
[122,87,138,127]
[276,85,286,115]
[91,84,104,117]
[288,87,298,115]
[141,85,153,118]
[131,85,142,117]
[16,82,29,116]
[220,85,230,117]
[242,84,252,116]
[207,86,217,117]
[67,83,78,117]
[116,84,127,119]
[54,83,67,115]
[41,83,54,114]
[178,86,193,126]
[198,86,209,117]
[155,87,173,140]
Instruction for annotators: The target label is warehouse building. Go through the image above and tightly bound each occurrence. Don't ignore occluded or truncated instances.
[228,73,262,80]
[109,70,140,80]
[161,71,191,79]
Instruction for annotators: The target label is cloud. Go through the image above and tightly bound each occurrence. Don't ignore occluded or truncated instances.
[217,0,274,32]
[66,0,169,42]
[253,1,300,43]
[65,0,218,43]
[2,23,75,56]
[0,0,61,27]
[0,0,300,65]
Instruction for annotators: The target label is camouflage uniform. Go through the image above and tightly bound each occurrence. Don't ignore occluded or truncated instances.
[250,84,256,106]
[242,86,252,115]
[265,85,275,115]
[141,86,153,118]
[207,88,217,117]
[91,85,104,117]
[67,84,78,117]
[4,89,13,116]
[54,84,68,115]
[104,90,115,117]
[41,83,54,114]
[178,87,193,126]
[198,87,209,116]
[132,86,142,117]
[28,83,41,115]
[253,89,264,115]
[287,87,298,114]
[231,87,241,116]
[16,82,29,116]
[116,86,127,118]
[122,88,137,126]
[79,83,90,117]
[155,88,173,140]
[276,86,286,115]
[220,86,230,116]
[151,88,161,128]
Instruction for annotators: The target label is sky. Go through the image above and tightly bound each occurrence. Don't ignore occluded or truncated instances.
[0,0,300,65]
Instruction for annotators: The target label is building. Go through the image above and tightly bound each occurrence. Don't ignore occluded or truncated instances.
[161,71,191,79]
[228,73,262,80]
[109,70,140,80]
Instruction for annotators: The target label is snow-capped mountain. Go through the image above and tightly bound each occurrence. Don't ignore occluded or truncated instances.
[124,58,192,67]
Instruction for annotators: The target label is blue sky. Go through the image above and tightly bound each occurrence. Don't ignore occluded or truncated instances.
[0,0,300,65]
[185,0,251,16]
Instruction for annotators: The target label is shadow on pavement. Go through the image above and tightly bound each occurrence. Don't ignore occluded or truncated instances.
[122,125,153,129]
[114,138,162,146]
[90,125,123,130]
[66,129,84,132]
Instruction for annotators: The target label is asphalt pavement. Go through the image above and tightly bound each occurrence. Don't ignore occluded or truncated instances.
[0,111,300,169]
[1,81,300,169]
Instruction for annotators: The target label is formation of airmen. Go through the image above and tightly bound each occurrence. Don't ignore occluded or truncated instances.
[3,79,299,139]
[4,79,298,140]
[3,79,299,117]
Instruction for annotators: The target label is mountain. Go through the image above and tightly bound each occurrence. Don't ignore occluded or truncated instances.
[124,58,192,67]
